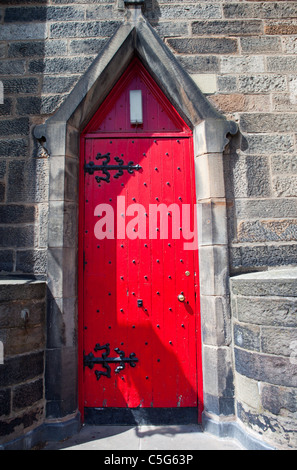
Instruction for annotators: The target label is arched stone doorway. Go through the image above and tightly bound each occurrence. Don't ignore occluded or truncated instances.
[34,0,237,434]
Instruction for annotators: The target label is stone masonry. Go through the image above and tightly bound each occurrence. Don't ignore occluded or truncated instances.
[230,269,297,449]
[0,0,297,276]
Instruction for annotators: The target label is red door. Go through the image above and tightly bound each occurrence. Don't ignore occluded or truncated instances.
[79,59,203,423]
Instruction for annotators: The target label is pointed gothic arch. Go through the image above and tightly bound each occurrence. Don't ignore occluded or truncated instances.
[34,0,238,435]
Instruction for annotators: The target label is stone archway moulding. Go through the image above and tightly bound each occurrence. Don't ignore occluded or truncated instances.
[34,0,238,432]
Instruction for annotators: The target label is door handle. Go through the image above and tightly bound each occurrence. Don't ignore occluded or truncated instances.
[178,293,185,302]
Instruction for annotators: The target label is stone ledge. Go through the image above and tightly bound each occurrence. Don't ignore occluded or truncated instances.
[230,267,297,297]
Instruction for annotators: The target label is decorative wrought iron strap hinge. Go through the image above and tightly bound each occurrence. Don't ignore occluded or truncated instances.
[84,343,139,380]
[84,153,141,185]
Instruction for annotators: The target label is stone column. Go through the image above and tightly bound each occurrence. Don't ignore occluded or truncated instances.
[194,119,236,421]
[39,122,80,425]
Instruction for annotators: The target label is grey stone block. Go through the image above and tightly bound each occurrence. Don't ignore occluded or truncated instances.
[2,78,39,95]
[17,96,64,116]
[147,4,222,20]
[202,345,234,406]
[240,113,297,133]
[192,20,262,36]
[0,389,11,417]
[7,159,49,203]
[0,251,14,273]
[8,40,68,58]
[217,75,237,93]
[223,2,297,19]
[221,56,265,74]
[48,201,78,248]
[199,245,229,296]
[47,247,77,298]
[167,38,238,54]
[261,383,297,416]
[232,198,297,220]
[42,76,79,94]
[0,118,29,137]
[12,379,43,411]
[0,351,44,388]
[243,133,294,155]
[237,219,297,243]
[236,296,297,327]
[0,279,46,302]
[200,295,231,347]
[238,74,287,93]
[0,226,35,248]
[177,55,219,73]
[261,327,297,356]
[233,323,260,351]
[69,38,108,55]
[86,4,123,20]
[0,60,25,75]
[152,21,189,38]
[271,154,297,174]
[28,57,94,75]
[267,56,297,73]
[234,347,297,387]
[0,139,29,158]
[0,182,5,203]
[0,98,13,116]
[197,200,228,246]
[272,175,297,197]
[46,295,77,349]
[230,268,297,297]
[225,154,271,198]
[231,244,297,271]
[240,36,281,53]
[45,346,78,417]
[49,21,121,39]
[0,23,47,41]
[0,162,6,180]
[16,250,47,274]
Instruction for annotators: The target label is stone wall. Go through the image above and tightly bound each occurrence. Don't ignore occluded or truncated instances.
[0,279,46,448]
[0,0,297,275]
[230,269,297,450]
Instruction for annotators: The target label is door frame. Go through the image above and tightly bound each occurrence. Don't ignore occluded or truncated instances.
[78,131,204,423]
[34,1,237,432]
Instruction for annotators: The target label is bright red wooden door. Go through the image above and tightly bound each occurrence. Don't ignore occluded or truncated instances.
[80,59,202,423]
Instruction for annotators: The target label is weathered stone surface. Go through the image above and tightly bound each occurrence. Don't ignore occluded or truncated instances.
[261,383,297,416]
[237,219,297,243]
[236,296,297,327]
[0,351,44,388]
[232,198,297,220]
[49,20,121,38]
[13,379,43,411]
[237,401,297,449]
[235,347,297,387]
[272,175,297,197]
[261,327,297,356]
[230,268,297,297]
[238,74,287,93]
[167,38,238,54]
[233,323,260,351]
[240,36,281,53]
[265,21,297,35]
[221,56,265,74]
[192,19,262,36]
[271,154,297,174]
[240,113,297,133]
[225,154,271,198]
